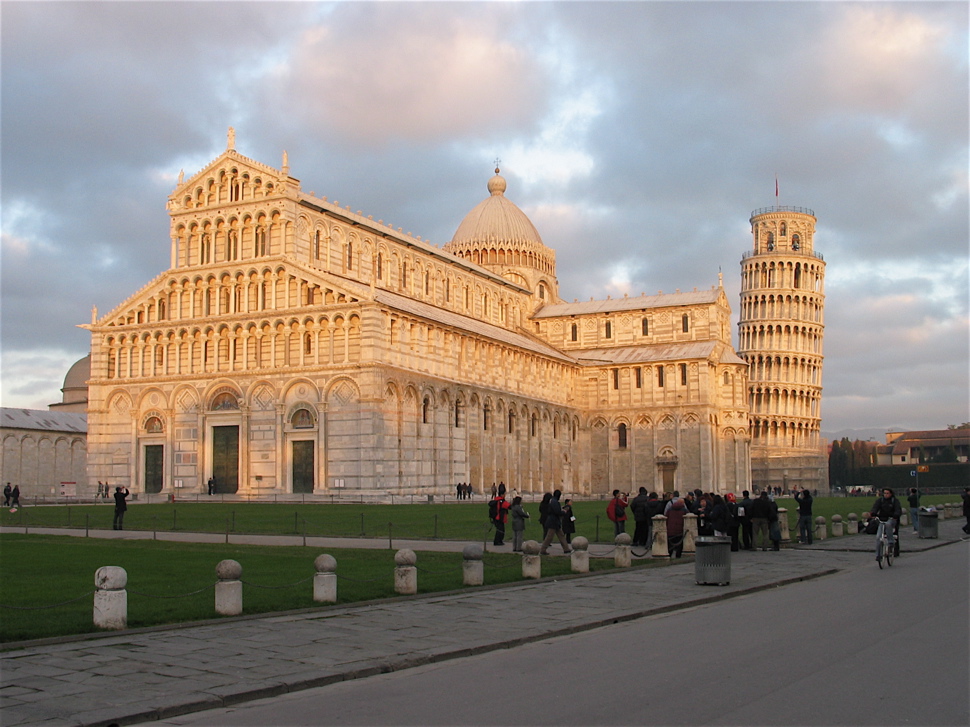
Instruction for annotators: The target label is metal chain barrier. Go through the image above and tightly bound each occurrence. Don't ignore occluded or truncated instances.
[0,591,95,610]
[239,575,314,590]
[127,584,216,599]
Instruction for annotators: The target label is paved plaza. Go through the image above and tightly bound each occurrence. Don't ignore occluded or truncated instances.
[1,518,965,727]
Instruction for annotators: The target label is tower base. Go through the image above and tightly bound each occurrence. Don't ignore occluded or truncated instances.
[750,450,828,494]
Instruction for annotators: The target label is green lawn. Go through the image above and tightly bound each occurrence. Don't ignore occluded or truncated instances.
[0,532,649,644]
[0,500,629,543]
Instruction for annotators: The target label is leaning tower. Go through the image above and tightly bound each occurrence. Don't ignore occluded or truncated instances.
[738,206,827,493]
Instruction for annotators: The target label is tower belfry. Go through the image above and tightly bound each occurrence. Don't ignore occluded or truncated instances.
[738,205,827,491]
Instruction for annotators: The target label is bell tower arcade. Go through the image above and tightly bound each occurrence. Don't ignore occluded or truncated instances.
[738,206,827,492]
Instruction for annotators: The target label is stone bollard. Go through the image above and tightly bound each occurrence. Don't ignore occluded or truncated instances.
[652,515,669,558]
[614,532,632,568]
[814,516,827,541]
[778,508,791,543]
[522,540,541,579]
[215,559,243,616]
[462,544,484,586]
[394,549,417,595]
[683,513,698,554]
[831,514,844,537]
[93,566,127,630]
[847,513,859,533]
[899,510,909,528]
[938,504,947,520]
[570,536,590,573]
[313,554,337,603]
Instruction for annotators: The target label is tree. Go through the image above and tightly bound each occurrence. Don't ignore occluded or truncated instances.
[947,422,970,430]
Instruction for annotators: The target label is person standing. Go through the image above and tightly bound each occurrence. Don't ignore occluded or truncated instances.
[630,487,651,547]
[960,487,970,535]
[738,490,754,550]
[539,489,572,555]
[608,490,628,536]
[10,485,21,509]
[113,486,130,530]
[3,483,11,507]
[709,494,731,537]
[561,498,577,544]
[509,496,530,552]
[538,492,552,539]
[490,484,511,546]
[666,496,687,558]
[768,495,781,551]
[907,487,921,533]
[750,491,772,551]
[795,489,814,544]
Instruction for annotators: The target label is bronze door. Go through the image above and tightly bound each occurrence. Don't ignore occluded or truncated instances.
[212,426,239,493]
[292,440,314,494]
[144,445,163,493]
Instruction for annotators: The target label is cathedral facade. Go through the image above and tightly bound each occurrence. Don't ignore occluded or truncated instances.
[83,135,751,498]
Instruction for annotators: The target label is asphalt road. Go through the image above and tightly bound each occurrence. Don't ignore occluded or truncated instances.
[151,540,969,727]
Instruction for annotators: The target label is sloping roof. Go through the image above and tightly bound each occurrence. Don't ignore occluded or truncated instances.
[373,289,575,364]
[890,429,969,454]
[1,408,87,433]
[570,341,719,366]
[533,289,721,318]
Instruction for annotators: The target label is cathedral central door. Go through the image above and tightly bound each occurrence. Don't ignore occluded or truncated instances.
[144,445,163,494]
[212,426,239,494]
[292,440,314,494]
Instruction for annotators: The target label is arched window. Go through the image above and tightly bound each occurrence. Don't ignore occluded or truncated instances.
[531,413,538,437]
[422,397,430,424]
[571,323,578,342]
[346,242,353,271]
[612,368,619,389]
[292,409,314,428]
[780,222,787,236]
[605,321,612,339]
[618,423,628,449]
[376,251,383,280]
[304,333,313,355]
[145,416,163,433]
[680,363,688,385]
[682,314,690,333]
[508,411,515,434]
[635,367,642,388]
[211,392,239,410]
[256,227,267,256]
[791,234,800,251]
[538,284,545,300]
[454,400,463,428]
[657,366,665,387]
[641,318,649,336]
[483,404,490,431]
[314,231,321,259]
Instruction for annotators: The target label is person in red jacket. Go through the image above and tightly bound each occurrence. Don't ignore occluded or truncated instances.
[607,489,629,536]
[491,484,512,546]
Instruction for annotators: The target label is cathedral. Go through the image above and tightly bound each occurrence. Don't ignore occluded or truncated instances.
[82,133,752,498]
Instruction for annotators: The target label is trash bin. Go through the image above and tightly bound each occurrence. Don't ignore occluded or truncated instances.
[695,536,732,585]
[918,509,939,539]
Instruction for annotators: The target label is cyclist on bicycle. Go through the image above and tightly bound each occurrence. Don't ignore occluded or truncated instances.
[869,488,902,561]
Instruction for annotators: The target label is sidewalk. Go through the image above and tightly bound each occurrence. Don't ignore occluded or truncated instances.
[1,519,964,727]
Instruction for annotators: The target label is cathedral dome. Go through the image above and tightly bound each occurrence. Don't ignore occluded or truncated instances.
[448,169,544,249]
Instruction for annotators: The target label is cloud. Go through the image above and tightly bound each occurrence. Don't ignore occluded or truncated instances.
[271,4,549,146]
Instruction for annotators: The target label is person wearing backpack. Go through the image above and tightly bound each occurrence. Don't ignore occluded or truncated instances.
[539,489,572,555]
[489,484,511,546]
[607,490,628,536]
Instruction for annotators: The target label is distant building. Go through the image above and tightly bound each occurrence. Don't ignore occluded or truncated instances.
[79,133,752,498]
[737,206,827,491]
[875,430,970,465]
[0,408,88,496]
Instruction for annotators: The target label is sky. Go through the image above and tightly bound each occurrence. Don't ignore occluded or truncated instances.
[1,1,967,439]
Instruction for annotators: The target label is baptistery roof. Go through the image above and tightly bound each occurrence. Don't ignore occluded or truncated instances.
[447,169,544,248]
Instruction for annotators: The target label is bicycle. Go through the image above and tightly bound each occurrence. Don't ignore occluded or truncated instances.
[873,517,896,569]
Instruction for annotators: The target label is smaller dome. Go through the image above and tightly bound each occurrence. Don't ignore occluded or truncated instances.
[63,354,91,393]
[487,168,506,196]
